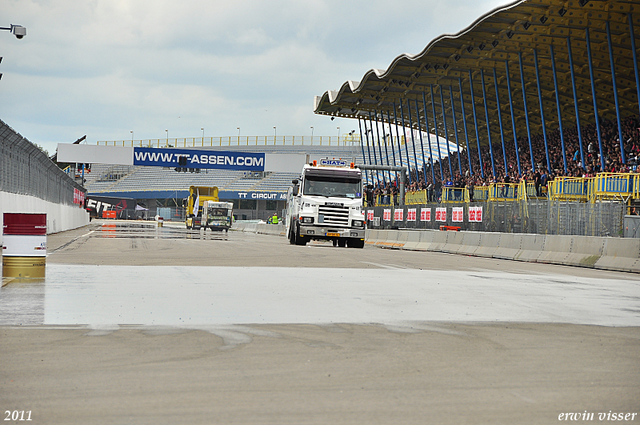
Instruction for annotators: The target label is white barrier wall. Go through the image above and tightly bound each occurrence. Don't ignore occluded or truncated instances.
[0,192,89,245]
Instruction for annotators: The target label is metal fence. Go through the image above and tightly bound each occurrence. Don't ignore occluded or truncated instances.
[367,200,626,237]
[0,119,85,205]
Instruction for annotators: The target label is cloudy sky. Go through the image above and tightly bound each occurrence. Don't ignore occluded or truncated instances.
[1,0,506,155]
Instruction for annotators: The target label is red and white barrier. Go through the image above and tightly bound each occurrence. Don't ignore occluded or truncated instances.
[2,213,47,278]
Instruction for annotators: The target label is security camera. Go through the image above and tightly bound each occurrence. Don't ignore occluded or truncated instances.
[11,25,26,39]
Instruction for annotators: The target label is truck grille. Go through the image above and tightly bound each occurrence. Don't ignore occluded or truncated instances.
[319,204,350,226]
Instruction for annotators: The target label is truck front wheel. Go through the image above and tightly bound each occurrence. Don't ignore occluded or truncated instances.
[294,223,307,246]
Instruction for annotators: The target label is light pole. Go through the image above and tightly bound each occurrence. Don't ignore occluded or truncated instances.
[337,127,340,144]
[201,127,204,145]
[310,126,314,139]
[273,126,276,145]
[130,130,134,143]
[165,129,168,147]
[237,127,240,145]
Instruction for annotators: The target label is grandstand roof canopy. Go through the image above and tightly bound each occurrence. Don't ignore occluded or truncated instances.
[314,0,640,147]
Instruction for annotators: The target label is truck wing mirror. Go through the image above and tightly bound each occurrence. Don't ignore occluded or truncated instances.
[293,185,299,196]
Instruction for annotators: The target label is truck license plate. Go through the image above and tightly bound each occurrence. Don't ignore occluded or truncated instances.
[327,232,340,237]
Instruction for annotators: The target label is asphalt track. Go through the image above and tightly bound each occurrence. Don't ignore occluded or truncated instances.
[1,220,639,424]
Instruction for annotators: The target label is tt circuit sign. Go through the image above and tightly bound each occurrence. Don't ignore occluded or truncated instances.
[57,144,305,173]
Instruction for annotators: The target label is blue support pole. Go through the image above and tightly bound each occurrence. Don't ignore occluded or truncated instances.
[480,69,496,177]
[421,92,437,185]
[630,13,640,119]
[492,68,508,175]
[368,111,385,185]
[449,86,463,175]
[357,118,370,185]
[468,71,485,179]
[374,110,392,182]
[414,98,429,184]
[533,48,551,172]
[385,110,399,183]
[549,44,568,173]
[399,100,413,185]
[607,21,626,164]
[586,28,606,172]
[458,78,474,175]
[406,100,421,182]
[505,60,522,176]
[439,87,454,178]
[364,116,379,184]
[519,52,535,171]
[430,84,445,180]
[392,103,405,172]
[567,37,585,169]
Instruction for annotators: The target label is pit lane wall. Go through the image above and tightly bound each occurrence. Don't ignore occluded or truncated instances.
[1,119,89,246]
[0,192,89,246]
[232,221,639,273]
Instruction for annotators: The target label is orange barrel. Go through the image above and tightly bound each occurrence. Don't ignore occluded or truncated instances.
[2,213,47,278]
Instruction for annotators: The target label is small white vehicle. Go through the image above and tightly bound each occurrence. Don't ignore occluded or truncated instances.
[202,201,233,232]
[286,159,365,248]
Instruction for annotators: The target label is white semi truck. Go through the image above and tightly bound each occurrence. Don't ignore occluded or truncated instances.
[285,159,365,248]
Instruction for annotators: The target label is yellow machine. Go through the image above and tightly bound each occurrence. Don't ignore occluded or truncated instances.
[184,186,219,230]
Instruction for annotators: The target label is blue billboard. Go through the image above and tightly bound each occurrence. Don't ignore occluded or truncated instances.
[133,148,265,171]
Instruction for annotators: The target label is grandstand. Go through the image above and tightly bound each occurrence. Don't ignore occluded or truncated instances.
[84,143,366,220]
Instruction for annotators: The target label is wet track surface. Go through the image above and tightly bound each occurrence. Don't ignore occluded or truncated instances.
[2,220,639,328]
[2,220,639,424]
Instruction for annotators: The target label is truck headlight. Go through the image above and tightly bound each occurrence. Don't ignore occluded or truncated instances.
[352,220,364,228]
[301,216,314,224]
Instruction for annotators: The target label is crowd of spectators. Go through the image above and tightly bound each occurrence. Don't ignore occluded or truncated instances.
[364,114,640,205]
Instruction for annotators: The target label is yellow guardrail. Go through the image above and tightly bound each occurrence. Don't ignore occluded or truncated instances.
[517,181,547,200]
[590,173,638,203]
[548,177,588,202]
[488,183,520,202]
[369,173,639,206]
[406,190,428,205]
[467,186,489,202]
[441,187,466,203]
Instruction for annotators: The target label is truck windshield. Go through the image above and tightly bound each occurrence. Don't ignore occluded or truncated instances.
[208,208,230,217]
[303,175,362,198]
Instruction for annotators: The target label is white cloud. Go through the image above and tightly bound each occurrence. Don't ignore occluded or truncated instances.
[0,0,507,154]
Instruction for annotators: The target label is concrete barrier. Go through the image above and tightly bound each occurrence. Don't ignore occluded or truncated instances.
[458,232,482,257]
[538,235,573,265]
[234,221,639,273]
[440,230,465,255]
[595,238,640,273]
[493,233,522,260]
[365,229,380,245]
[475,233,501,258]
[429,230,449,252]
[564,235,606,268]
[375,229,399,248]
[514,234,545,263]
[394,230,409,249]
[402,230,423,251]
[415,230,435,251]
